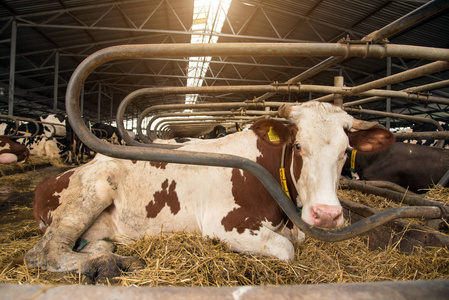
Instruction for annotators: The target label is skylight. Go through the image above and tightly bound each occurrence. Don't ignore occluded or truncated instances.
[186,0,232,104]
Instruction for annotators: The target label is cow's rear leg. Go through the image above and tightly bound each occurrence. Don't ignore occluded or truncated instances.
[216,226,298,261]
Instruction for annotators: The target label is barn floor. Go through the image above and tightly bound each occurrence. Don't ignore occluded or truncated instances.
[0,162,447,286]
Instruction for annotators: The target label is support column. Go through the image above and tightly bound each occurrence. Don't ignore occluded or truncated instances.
[80,84,84,117]
[334,76,344,107]
[53,51,59,113]
[97,83,101,123]
[110,91,113,125]
[8,20,16,116]
[386,57,392,129]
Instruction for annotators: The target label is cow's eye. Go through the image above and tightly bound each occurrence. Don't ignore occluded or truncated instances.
[294,143,301,151]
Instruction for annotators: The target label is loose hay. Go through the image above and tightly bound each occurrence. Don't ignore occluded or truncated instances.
[0,228,447,286]
[0,184,447,286]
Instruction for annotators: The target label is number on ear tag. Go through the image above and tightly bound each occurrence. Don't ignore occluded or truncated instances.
[268,126,280,142]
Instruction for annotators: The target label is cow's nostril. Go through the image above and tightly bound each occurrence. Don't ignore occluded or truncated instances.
[310,205,343,228]
[312,207,321,220]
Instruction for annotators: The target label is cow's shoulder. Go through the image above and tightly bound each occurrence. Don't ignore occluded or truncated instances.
[33,169,76,232]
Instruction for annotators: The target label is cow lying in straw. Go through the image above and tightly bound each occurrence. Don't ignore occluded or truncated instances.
[25,101,394,281]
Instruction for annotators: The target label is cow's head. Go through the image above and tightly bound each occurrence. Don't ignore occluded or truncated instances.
[40,114,66,138]
[259,101,395,229]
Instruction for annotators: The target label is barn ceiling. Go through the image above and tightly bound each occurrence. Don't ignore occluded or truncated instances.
[0,0,448,137]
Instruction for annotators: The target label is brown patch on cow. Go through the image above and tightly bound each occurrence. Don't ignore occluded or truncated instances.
[131,160,138,164]
[33,170,75,232]
[0,136,30,162]
[222,122,304,233]
[150,161,168,169]
[222,139,292,233]
[146,179,180,218]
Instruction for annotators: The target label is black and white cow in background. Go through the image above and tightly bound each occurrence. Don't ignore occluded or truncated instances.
[411,122,449,147]
[91,123,122,145]
[0,114,73,162]
[203,125,227,139]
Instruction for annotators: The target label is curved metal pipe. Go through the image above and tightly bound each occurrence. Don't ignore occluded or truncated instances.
[152,116,261,141]
[0,114,19,136]
[120,85,449,144]
[145,110,275,142]
[66,43,447,242]
[116,86,287,147]
[91,128,108,139]
[137,102,281,144]
[0,114,64,138]
[157,120,247,140]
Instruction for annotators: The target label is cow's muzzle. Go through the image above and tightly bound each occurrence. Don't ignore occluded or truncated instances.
[309,205,344,228]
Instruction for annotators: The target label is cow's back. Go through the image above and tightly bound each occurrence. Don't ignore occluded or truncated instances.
[355,142,449,191]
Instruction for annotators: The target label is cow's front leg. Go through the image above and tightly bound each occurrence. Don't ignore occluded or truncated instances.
[216,226,297,261]
[25,176,141,281]
[279,222,306,245]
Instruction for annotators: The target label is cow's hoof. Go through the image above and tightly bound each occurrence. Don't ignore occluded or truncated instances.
[83,254,143,284]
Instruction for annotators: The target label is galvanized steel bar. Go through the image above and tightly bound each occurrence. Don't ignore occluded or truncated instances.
[116,85,286,146]
[344,107,444,127]
[344,79,449,107]
[155,117,257,139]
[362,0,449,43]
[249,0,449,103]
[395,131,449,141]
[66,43,448,242]
[333,76,344,107]
[146,110,275,143]
[313,61,449,102]
[0,113,64,138]
[53,51,59,113]
[8,20,16,116]
[342,179,449,217]
[345,107,446,147]
[117,84,449,145]
[0,114,19,136]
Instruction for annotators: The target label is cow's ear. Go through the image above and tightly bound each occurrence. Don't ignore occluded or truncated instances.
[348,125,395,153]
[252,119,293,145]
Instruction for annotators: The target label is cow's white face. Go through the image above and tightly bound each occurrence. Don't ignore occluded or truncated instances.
[278,101,394,229]
[286,102,353,228]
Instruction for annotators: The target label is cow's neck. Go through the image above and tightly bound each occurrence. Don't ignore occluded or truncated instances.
[282,144,299,206]
[255,139,299,206]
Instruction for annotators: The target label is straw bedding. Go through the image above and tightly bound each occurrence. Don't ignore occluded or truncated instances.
[0,165,447,286]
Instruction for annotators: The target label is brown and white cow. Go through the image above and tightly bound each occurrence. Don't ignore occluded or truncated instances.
[0,136,30,164]
[25,101,394,281]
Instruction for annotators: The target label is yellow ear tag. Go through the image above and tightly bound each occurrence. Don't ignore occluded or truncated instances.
[268,126,280,142]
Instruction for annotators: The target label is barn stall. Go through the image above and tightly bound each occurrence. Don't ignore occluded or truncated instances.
[0,0,449,298]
